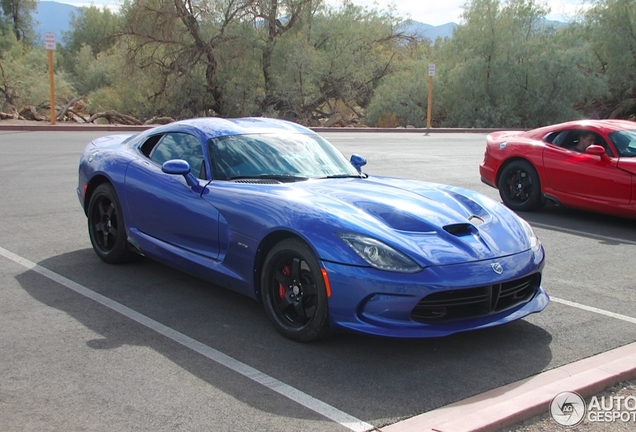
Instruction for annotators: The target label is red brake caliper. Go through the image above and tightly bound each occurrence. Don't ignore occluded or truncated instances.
[279,265,290,299]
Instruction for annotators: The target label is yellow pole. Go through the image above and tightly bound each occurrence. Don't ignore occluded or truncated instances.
[48,49,56,125]
[427,75,433,129]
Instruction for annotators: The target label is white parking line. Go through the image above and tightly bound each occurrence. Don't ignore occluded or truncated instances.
[551,296,636,325]
[530,223,636,324]
[0,246,376,432]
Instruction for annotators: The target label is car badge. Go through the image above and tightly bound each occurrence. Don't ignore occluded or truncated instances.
[498,141,508,150]
[491,263,503,274]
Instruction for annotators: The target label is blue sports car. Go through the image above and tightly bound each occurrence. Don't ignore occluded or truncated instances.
[77,117,548,341]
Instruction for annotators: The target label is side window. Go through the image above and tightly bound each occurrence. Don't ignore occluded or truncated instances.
[591,133,613,156]
[565,130,613,156]
[544,129,613,156]
[544,131,569,146]
[139,135,162,157]
[149,133,207,178]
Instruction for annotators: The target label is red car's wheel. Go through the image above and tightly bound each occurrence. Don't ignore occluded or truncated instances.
[498,160,543,212]
[261,238,332,342]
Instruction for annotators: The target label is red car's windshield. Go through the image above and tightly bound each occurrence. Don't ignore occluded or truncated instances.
[608,130,636,157]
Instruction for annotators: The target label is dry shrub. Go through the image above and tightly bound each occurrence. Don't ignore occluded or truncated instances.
[377,112,400,128]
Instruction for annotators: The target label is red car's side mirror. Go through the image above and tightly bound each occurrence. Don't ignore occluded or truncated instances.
[586,145,610,161]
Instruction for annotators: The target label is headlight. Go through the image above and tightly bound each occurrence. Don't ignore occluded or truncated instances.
[518,218,541,252]
[337,233,422,273]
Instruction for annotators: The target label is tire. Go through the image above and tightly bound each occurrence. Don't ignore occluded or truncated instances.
[498,160,543,212]
[87,183,138,264]
[261,238,332,342]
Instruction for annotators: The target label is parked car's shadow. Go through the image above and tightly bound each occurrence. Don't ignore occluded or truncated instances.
[17,248,554,424]
[514,203,636,244]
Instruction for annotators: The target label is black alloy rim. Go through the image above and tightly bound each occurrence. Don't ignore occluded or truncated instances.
[91,195,119,253]
[504,168,532,203]
[270,254,318,328]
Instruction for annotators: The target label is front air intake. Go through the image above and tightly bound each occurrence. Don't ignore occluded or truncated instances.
[410,273,541,323]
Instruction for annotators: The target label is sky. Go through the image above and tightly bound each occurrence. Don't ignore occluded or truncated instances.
[52,0,589,26]
[338,0,588,25]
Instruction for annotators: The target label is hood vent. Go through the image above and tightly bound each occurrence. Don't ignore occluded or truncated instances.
[469,215,485,226]
[231,179,281,184]
[443,223,475,236]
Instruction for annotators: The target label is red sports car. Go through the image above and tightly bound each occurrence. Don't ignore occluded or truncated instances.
[479,120,636,219]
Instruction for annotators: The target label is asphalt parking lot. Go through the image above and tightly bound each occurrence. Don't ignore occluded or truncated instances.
[1,129,635,431]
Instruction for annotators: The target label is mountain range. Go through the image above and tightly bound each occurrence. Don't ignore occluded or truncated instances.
[399,20,458,41]
[32,1,459,46]
[32,1,79,44]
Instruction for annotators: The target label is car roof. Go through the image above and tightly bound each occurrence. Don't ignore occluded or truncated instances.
[152,117,315,140]
[526,119,636,138]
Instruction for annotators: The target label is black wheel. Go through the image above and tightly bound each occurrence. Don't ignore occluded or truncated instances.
[261,238,332,342]
[498,160,543,212]
[87,183,137,263]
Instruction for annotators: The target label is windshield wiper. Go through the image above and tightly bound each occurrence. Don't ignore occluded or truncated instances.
[322,174,364,179]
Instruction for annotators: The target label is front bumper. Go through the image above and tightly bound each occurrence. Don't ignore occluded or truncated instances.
[322,248,547,337]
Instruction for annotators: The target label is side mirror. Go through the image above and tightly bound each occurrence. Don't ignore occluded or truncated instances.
[350,154,367,173]
[585,145,610,161]
[162,159,199,187]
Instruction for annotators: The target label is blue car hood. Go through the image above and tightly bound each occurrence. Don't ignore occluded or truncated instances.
[294,177,532,267]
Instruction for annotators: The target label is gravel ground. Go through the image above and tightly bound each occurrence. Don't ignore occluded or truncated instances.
[502,380,636,431]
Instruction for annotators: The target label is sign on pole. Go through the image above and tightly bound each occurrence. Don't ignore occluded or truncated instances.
[428,63,436,77]
[44,32,56,50]
[45,32,56,124]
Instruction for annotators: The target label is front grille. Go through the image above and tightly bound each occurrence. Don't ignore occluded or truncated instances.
[410,273,541,324]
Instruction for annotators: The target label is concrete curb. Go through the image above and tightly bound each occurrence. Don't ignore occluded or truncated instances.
[380,342,636,432]
[0,123,151,132]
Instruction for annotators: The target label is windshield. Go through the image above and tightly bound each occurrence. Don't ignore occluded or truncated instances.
[609,129,636,157]
[207,133,360,180]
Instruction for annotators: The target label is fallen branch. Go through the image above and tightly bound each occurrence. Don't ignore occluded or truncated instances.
[65,108,89,123]
[19,106,46,121]
[57,96,85,121]
[144,116,174,125]
[0,110,19,120]
[87,110,143,125]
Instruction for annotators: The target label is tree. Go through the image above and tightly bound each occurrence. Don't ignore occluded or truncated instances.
[62,6,122,56]
[59,6,123,95]
[582,0,636,118]
[439,0,590,127]
[365,66,431,127]
[364,36,442,128]
[249,0,317,114]
[0,46,76,111]
[0,0,36,43]
[267,1,405,123]
[120,0,254,117]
